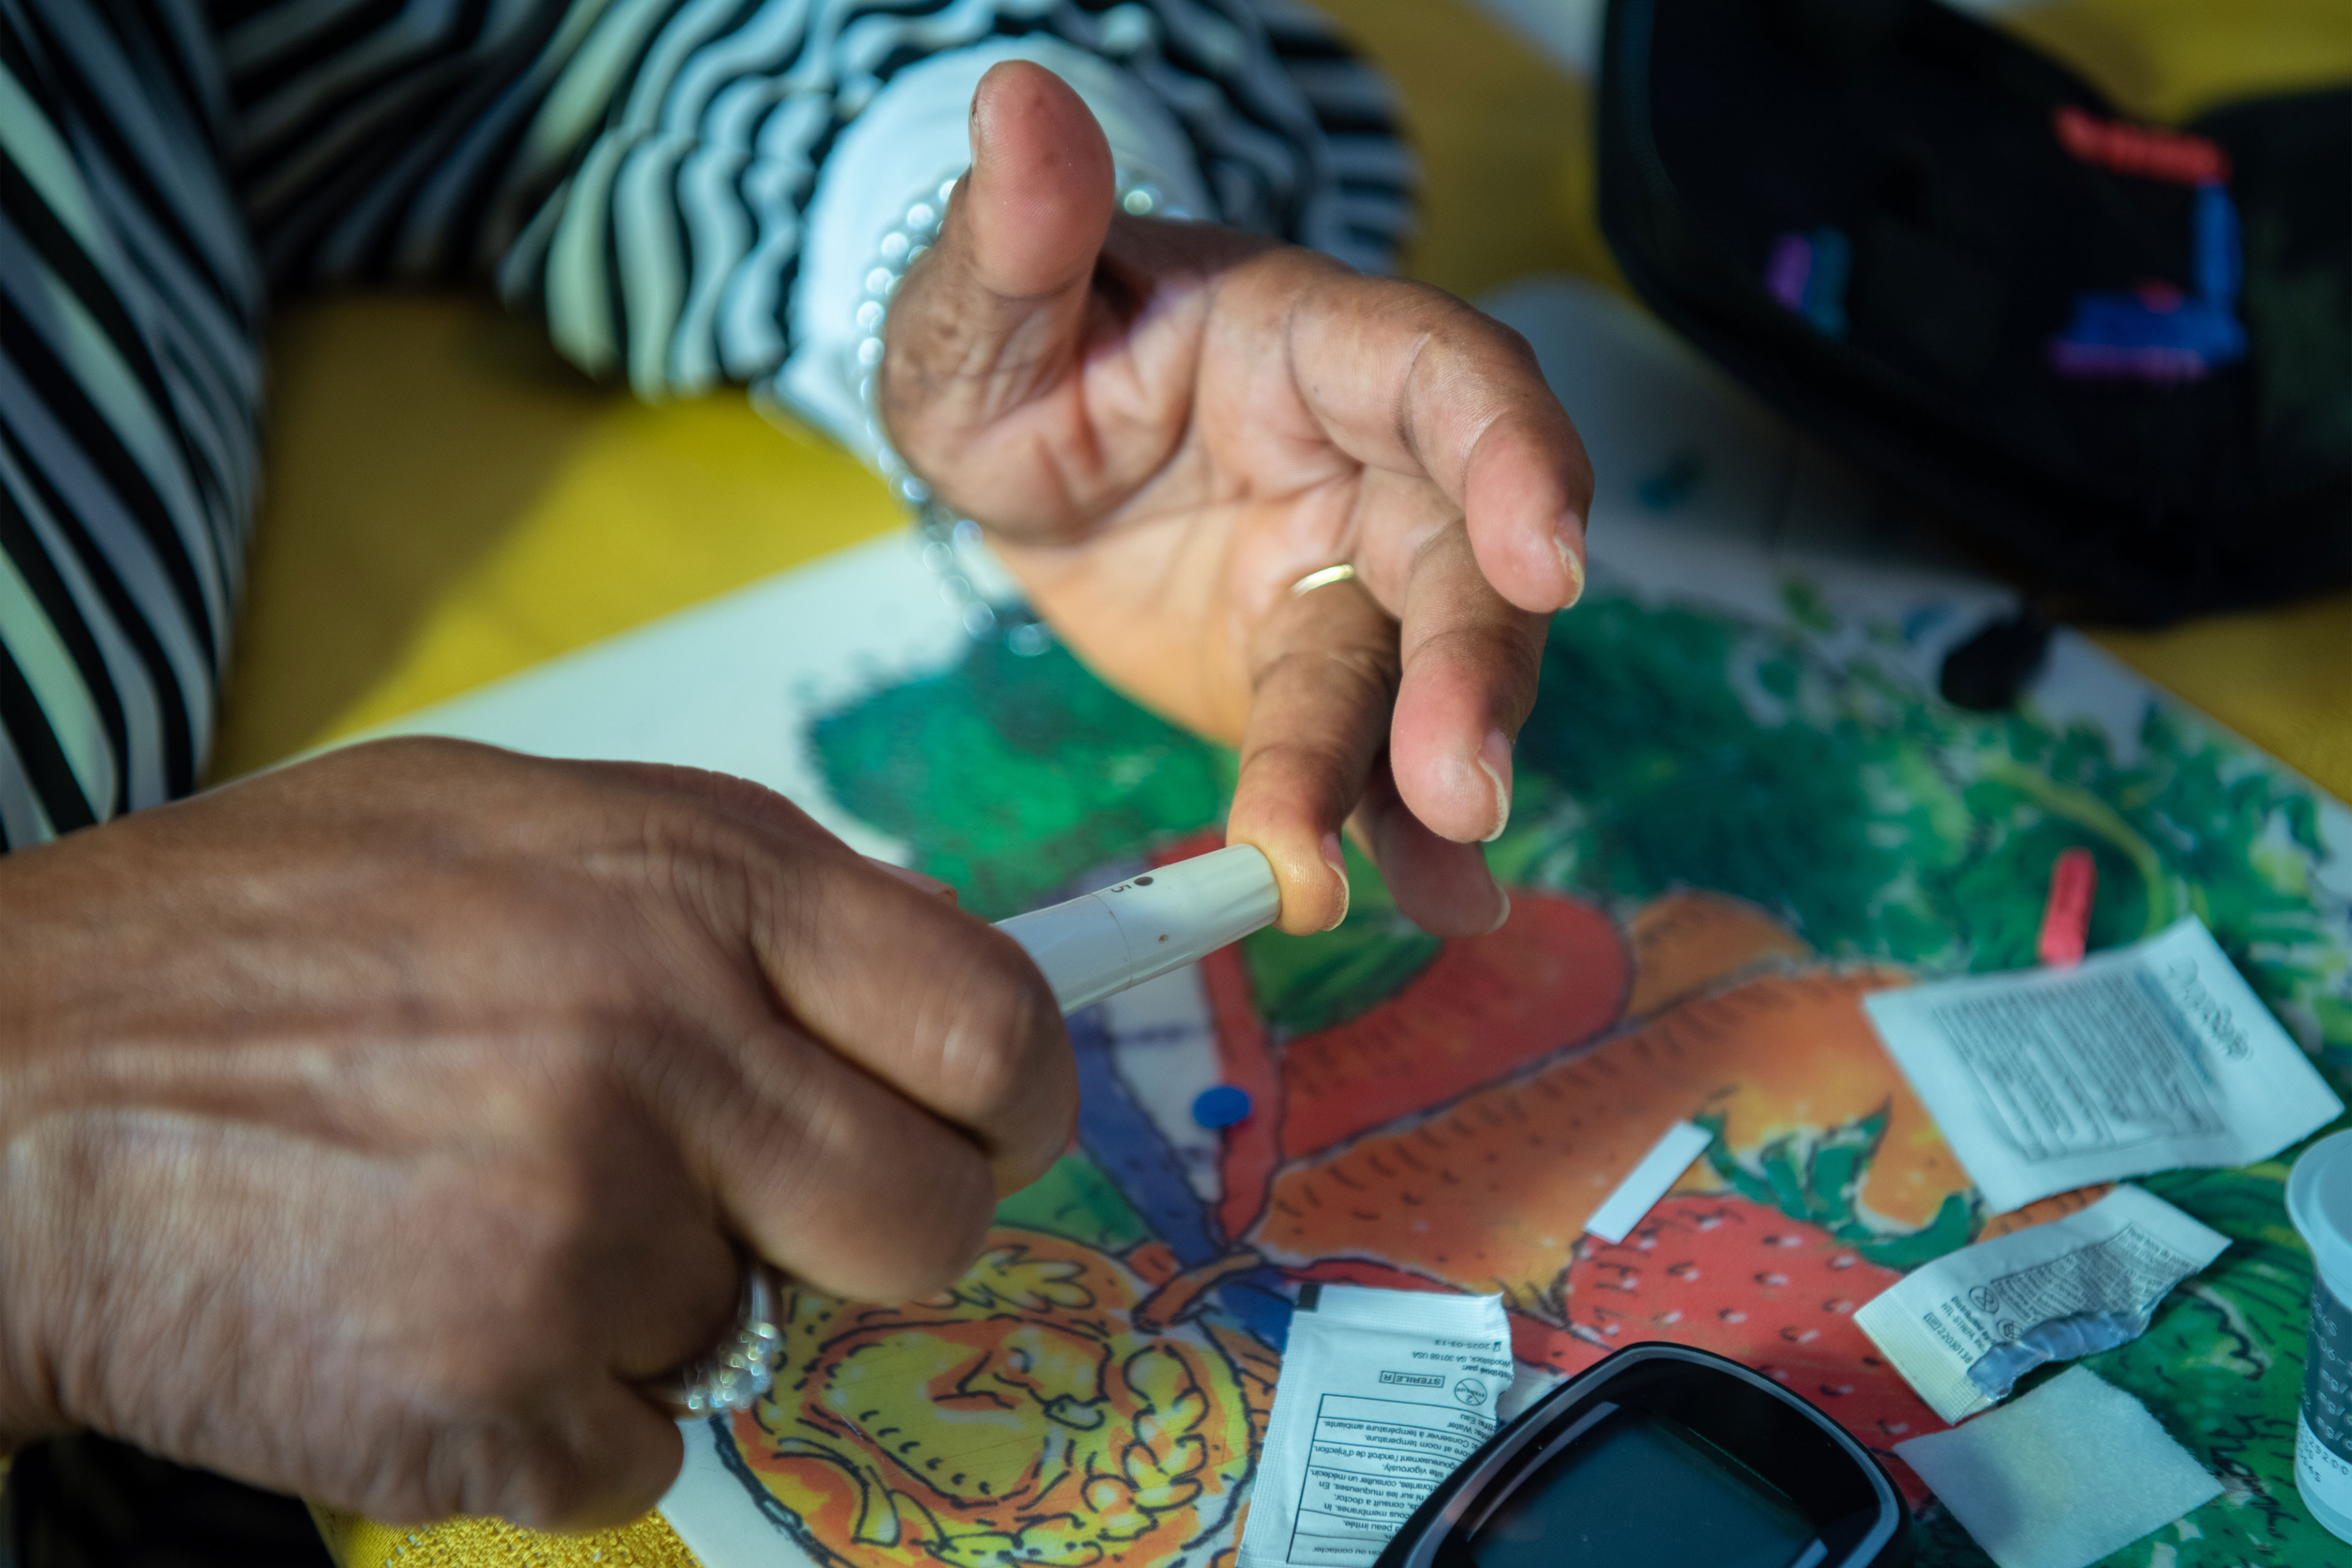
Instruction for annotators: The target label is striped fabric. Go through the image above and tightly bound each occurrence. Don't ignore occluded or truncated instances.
[0,0,1411,850]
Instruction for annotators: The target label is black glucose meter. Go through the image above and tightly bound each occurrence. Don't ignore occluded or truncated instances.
[1373,1344,1912,1568]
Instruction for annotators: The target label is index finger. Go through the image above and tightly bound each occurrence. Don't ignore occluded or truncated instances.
[589,762,1077,1194]
[1283,275,1594,615]
[751,851,1078,1195]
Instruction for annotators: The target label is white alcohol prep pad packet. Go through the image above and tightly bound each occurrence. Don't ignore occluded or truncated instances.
[1855,1185,2228,1423]
[1238,1286,1513,1568]
[1863,916,2342,1212]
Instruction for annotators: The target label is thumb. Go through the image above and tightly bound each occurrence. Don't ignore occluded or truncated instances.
[962,59,1115,301]
[881,61,1114,471]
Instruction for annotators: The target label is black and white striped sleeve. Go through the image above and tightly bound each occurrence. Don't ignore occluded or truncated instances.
[0,0,263,845]
[0,0,1414,850]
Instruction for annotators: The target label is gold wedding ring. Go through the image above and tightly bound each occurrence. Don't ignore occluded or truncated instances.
[1289,564,1357,598]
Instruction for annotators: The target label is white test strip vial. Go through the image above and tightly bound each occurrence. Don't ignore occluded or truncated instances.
[995,844,1281,1014]
[2290,1129,2352,1544]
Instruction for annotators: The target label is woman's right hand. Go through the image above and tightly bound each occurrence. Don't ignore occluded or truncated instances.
[0,737,1074,1529]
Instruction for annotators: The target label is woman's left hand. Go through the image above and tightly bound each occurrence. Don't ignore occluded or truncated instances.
[882,62,1594,937]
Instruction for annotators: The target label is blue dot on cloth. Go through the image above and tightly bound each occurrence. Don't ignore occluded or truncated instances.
[1191,1085,1253,1129]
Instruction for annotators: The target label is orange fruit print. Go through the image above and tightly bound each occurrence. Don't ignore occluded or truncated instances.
[783,584,2352,1566]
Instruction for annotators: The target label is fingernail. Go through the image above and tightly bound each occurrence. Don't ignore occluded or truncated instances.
[1485,884,1513,936]
[1555,513,1588,610]
[1321,831,1350,930]
[1474,729,1513,843]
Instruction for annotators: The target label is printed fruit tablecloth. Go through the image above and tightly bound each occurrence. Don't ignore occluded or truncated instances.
[682,574,2352,1568]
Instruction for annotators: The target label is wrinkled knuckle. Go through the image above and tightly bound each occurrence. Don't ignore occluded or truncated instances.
[937,943,1057,1120]
[1414,618,1537,677]
[1251,644,1398,707]
[636,807,759,924]
[1239,736,1357,805]
[940,1019,1028,1128]
[917,926,1049,1086]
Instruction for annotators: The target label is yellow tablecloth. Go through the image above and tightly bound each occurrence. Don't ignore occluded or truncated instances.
[190,2,2346,1562]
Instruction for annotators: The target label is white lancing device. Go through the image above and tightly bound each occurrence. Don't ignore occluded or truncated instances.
[993,845,1281,1013]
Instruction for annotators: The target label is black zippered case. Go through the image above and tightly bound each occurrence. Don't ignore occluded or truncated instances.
[1597,0,2350,624]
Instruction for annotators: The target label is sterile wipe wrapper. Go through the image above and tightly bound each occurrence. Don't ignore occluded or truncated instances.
[1854,1185,2228,1424]
[1238,1286,1513,1568]
[1863,916,2342,1212]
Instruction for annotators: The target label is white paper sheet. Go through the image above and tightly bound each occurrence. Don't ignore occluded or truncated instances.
[346,530,971,865]
[1863,918,2343,1212]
